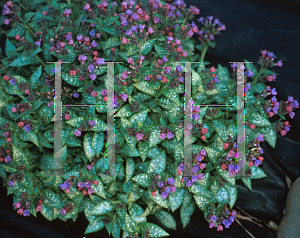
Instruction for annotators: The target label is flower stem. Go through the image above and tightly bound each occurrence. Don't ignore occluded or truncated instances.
[0,64,12,78]
[278,135,300,145]
[252,65,266,84]
[19,23,35,37]
[200,43,208,63]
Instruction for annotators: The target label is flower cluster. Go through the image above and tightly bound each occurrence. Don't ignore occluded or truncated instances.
[150,174,177,199]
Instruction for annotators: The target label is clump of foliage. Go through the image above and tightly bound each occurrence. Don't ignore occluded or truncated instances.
[0,0,298,237]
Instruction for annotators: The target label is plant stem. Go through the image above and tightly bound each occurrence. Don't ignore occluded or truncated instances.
[200,43,208,63]
[25,0,29,10]
[0,64,12,78]
[245,108,258,118]
[0,28,7,35]
[180,19,187,29]
[252,65,266,84]
[19,23,35,37]
[18,2,28,11]
[139,41,142,56]
[278,135,300,145]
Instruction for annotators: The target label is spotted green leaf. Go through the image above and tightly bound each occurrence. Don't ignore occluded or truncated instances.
[180,200,195,228]
[168,187,185,212]
[260,126,277,148]
[145,222,170,238]
[83,133,96,162]
[84,218,105,234]
[148,126,163,149]
[141,39,156,55]
[12,144,30,168]
[149,190,169,209]
[247,112,271,126]
[147,150,166,175]
[39,105,53,124]
[163,87,180,107]
[154,44,167,58]
[205,146,222,164]
[18,131,39,147]
[41,204,53,221]
[133,81,156,96]
[91,175,106,199]
[125,213,139,233]
[131,173,151,188]
[189,183,212,198]
[241,177,252,191]
[129,203,147,224]
[251,166,267,179]
[193,195,210,212]
[155,210,176,230]
[214,165,235,186]
[92,132,104,156]
[115,105,134,117]
[7,25,25,37]
[215,187,230,205]
[61,73,84,86]
[90,200,114,216]
[126,158,135,183]
[224,183,237,208]
[42,189,61,208]
[138,141,149,162]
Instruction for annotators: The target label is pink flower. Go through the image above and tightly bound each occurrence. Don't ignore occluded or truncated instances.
[96,33,101,38]
[11,107,17,112]
[36,205,42,212]
[64,9,71,16]
[121,37,129,44]
[13,202,21,209]
[78,55,87,63]
[91,91,98,97]
[136,133,144,141]
[90,73,97,81]
[187,29,194,37]
[83,3,91,11]
[217,224,223,231]
[15,35,20,40]
[6,1,13,7]
[17,208,24,215]
[128,57,134,64]
[60,209,66,215]
[122,94,128,102]
[199,163,206,170]
[86,164,92,170]
[228,150,235,158]
[276,60,283,67]
[159,132,166,140]
[25,89,30,95]
[43,11,47,16]
[261,50,267,57]
[182,50,188,57]
[88,188,94,195]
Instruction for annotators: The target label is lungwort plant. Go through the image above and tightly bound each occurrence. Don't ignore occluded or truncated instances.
[0,0,298,237]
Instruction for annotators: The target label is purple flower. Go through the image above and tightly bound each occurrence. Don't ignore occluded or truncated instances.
[140,55,145,61]
[86,164,92,170]
[257,134,264,142]
[78,182,84,188]
[254,160,261,167]
[187,29,194,37]
[101,89,107,96]
[207,16,214,21]
[88,187,95,195]
[165,186,171,193]
[164,67,171,74]
[48,101,53,107]
[7,181,14,187]
[74,129,81,137]
[178,163,185,171]
[231,63,237,69]
[267,51,274,58]
[126,9,132,15]
[9,77,16,85]
[289,111,295,119]
[176,64,182,72]
[66,33,72,41]
[35,40,41,47]
[122,94,128,102]
[23,125,31,132]
[197,173,204,180]
[60,209,66,215]
[153,17,160,24]
[167,11,173,17]
[198,17,205,23]
[193,113,200,121]
[91,40,97,48]
[145,75,151,81]
[168,177,175,185]
[139,24,145,30]
[166,131,174,139]
[90,29,95,38]
[23,209,30,217]
[157,181,164,187]
[73,92,79,98]
[88,64,95,73]
[170,186,176,193]
[186,180,193,186]
[175,10,182,18]
[191,175,198,182]
[64,9,71,16]
[162,55,168,62]
[192,165,199,173]
[162,191,169,199]
[228,216,235,223]
[85,181,92,188]
[96,58,105,65]
[90,73,97,81]
[210,215,217,222]
[88,120,95,126]
[245,70,254,77]
[271,88,277,95]
[132,13,140,20]
[272,106,278,114]
[13,202,21,209]
[78,55,87,63]
[76,35,84,41]
[213,76,220,82]
[178,76,184,83]
[222,219,231,228]
[228,164,235,172]
[200,149,207,156]
[125,29,132,36]
[4,156,11,163]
